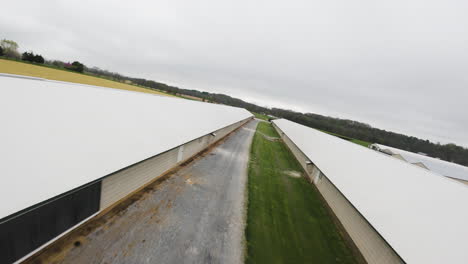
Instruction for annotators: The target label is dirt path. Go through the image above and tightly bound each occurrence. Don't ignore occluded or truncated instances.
[30,120,258,264]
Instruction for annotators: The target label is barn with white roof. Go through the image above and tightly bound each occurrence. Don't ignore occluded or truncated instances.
[370,143,468,185]
[272,118,468,264]
[0,74,252,263]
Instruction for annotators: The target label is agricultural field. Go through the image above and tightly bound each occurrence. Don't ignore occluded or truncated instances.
[245,122,358,264]
[0,59,169,96]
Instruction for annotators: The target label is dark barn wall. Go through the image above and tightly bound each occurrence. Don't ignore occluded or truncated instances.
[0,181,101,264]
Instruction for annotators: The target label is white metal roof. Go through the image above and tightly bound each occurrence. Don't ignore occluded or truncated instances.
[0,75,251,220]
[273,119,468,264]
[373,143,468,182]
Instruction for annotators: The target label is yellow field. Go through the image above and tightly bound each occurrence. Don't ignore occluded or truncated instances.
[0,59,169,96]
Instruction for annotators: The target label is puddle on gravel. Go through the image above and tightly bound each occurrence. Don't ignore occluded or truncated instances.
[185,177,204,185]
[215,148,236,156]
[242,127,257,133]
[186,178,194,185]
[283,170,302,178]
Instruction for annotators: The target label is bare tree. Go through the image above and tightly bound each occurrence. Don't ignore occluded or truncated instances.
[0,39,20,59]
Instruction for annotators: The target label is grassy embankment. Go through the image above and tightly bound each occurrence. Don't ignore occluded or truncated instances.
[320,130,371,147]
[252,112,270,121]
[251,111,369,147]
[0,58,170,96]
[245,122,357,264]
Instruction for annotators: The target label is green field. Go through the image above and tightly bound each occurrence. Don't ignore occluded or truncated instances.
[0,58,170,96]
[350,138,372,147]
[320,130,371,147]
[245,122,357,264]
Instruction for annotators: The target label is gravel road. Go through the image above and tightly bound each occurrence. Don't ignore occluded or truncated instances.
[53,119,258,264]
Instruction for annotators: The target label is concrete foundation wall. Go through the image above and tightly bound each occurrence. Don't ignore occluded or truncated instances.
[100,118,251,211]
[272,122,404,264]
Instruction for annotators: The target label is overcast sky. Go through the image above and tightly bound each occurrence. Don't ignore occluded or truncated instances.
[2,0,467,146]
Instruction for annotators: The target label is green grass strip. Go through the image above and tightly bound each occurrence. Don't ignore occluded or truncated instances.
[252,112,270,121]
[245,122,357,264]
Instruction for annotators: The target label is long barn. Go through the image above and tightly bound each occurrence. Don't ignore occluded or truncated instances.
[272,118,468,264]
[0,74,252,263]
[371,143,468,185]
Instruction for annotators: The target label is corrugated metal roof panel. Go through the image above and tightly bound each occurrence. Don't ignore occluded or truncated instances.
[0,76,251,220]
[273,118,468,264]
[374,144,468,181]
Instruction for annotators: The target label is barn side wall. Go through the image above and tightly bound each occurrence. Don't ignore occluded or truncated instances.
[272,122,404,264]
[100,118,250,210]
[1,117,251,264]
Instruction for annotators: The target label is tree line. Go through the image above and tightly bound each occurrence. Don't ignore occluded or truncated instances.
[115,76,468,166]
[21,51,44,64]
[1,38,467,166]
[97,73,468,166]
[0,39,85,73]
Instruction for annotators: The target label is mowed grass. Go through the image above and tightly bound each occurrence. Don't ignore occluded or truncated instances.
[0,59,169,96]
[246,122,357,264]
[320,129,371,147]
[252,112,270,121]
[350,138,372,147]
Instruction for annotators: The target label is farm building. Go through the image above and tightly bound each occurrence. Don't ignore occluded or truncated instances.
[272,119,468,264]
[0,74,252,263]
[370,143,468,185]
